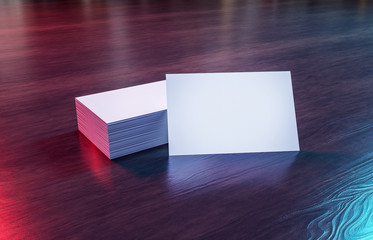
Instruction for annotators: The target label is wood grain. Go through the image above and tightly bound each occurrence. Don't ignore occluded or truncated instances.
[1,0,373,239]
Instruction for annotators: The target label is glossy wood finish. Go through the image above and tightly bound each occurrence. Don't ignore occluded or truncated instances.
[1,0,373,239]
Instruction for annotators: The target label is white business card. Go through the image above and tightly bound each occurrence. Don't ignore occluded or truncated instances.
[166,72,299,156]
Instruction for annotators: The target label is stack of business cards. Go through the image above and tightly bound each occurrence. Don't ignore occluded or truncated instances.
[75,80,167,159]
[166,72,299,156]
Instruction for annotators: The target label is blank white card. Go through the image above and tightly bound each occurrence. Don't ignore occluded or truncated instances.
[166,72,299,156]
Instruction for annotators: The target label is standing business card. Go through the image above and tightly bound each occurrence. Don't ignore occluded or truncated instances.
[166,72,299,156]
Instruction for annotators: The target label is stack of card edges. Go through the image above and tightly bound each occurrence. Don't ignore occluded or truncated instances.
[75,80,167,159]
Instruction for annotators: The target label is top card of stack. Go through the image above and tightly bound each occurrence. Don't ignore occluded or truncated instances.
[76,80,168,159]
[166,72,299,156]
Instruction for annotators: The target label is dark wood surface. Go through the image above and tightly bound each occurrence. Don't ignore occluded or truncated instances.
[1,0,373,239]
